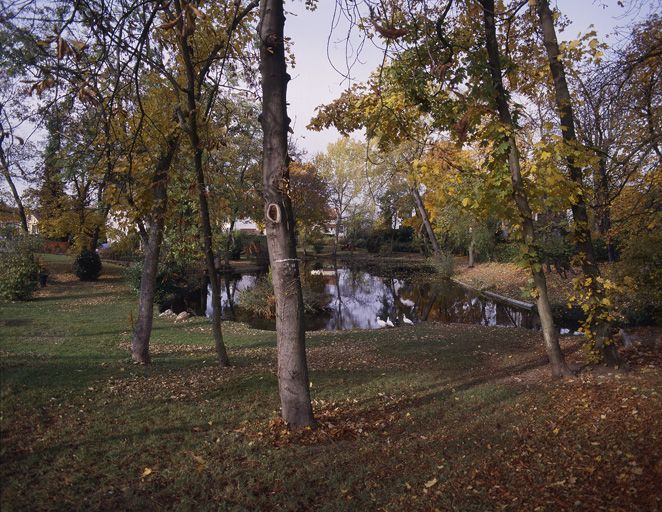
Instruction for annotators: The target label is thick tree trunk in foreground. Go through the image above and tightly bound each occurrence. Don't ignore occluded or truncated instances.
[481,0,572,377]
[411,186,441,255]
[131,135,179,364]
[537,0,619,366]
[259,0,314,427]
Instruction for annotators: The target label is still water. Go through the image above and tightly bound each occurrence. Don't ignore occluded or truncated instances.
[206,266,557,332]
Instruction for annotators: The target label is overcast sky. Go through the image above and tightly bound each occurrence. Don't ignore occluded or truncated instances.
[285,0,660,157]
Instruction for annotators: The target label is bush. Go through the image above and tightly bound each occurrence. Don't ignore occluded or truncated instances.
[73,250,102,281]
[613,230,661,325]
[230,236,243,260]
[492,242,521,263]
[392,241,417,253]
[99,233,141,262]
[366,235,381,254]
[429,251,455,279]
[0,240,39,301]
[239,273,330,319]
[126,259,194,305]
[239,276,276,318]
[312,240,325,254]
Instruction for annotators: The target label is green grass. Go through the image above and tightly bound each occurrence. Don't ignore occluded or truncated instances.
[1,258,660,511]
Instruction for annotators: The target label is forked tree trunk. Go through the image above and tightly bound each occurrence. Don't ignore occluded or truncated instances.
[259,0,314,427]
[131,135,179,364]
[536,0,619,366]
[480,0,572,377]
[411,186,440,255]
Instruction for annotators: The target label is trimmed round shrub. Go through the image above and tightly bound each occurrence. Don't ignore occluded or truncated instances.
[0,250,39,301]
[73,250,102,281]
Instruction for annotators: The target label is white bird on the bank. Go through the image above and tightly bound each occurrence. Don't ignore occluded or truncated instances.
[386,317,395,327]
[376,317,387,328]
[402,314,414,325]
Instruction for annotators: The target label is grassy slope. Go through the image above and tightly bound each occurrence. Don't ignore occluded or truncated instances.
[1,256,660,511]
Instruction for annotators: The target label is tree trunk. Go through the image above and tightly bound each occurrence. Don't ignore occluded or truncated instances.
[596,158,616,263]
[131,135,179,364]
[224,219,236,268]
[468,236,475,268]
[411,186,440,255]
[536,0,619,366]
[259,0,314,427]
[480,0,572,377]
[333,212,341,257]
[0,149,28,234]
[178,11,231,368]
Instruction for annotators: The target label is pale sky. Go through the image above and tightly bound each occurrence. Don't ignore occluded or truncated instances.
[285,0,661,157]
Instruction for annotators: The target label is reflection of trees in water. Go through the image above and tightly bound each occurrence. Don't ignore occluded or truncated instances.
[207,267,536,331]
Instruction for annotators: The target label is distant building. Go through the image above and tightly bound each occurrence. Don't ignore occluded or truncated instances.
[322,209,345,238]
[27,214,39,234]
[223,218,263,235]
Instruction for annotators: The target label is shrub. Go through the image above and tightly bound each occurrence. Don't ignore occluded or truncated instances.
[366,235,381,254]
[492,242,521,263]
[429,251,455,279]
[239,273,330,319]
[126,259,194,305]
[73,250,102,281]
[613,231,661,325]
[0,241,39,301]
[99,233,141,262]
[239,276,276,318]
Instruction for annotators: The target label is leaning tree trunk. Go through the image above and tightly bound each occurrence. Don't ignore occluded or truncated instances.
[0,148,29,234]
[410,185,440,255]
[536,0,619,366]
[259,0,314,427]
[131,135,179,364]
[178,11,231,368]
[481,0,572,377]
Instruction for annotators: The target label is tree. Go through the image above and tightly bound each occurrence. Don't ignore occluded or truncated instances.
[289,160,330,256]
[309,68,442,254]
[314,137,365,255]
[258,0,314,427]
[535,0,620,366]
[477,0,571,377]
[131,131,180,364]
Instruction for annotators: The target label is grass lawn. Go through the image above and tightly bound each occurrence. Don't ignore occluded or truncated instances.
[1,256,660,511]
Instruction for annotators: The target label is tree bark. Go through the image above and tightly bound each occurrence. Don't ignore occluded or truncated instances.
[468,236,475,268]
[536,0,619,366]
[131,134,179,364]
[411,186,441,255]
[480,0,572,377]
[259,0,314,427]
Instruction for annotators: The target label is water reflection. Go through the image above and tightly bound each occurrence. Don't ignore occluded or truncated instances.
[206,266,552,332]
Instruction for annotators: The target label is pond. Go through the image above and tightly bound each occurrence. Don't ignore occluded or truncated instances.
[204,264,578,333]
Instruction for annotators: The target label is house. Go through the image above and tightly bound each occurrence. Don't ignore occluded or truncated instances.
[223,218,263,235]
[321,208,345,238]
[27,213,39,234]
